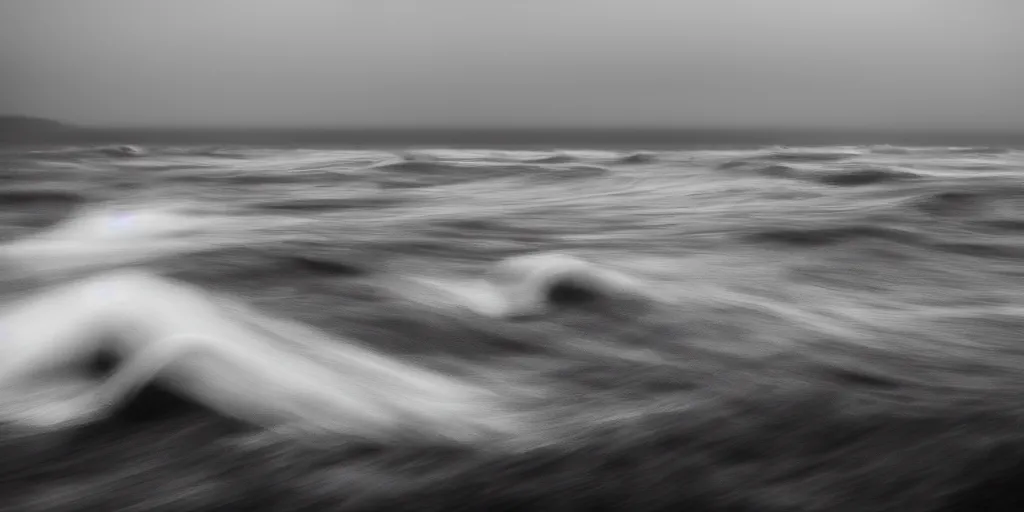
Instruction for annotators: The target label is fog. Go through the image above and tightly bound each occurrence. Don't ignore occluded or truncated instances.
[1,0,1021,130]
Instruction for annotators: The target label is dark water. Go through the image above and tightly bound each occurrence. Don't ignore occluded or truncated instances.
[3,143,1024,511]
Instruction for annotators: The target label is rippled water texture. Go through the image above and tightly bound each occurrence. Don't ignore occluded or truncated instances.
[2,143,1024,511]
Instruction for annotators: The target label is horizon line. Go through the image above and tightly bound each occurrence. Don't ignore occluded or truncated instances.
[6,115,1024,136]
[53,125,1024,136]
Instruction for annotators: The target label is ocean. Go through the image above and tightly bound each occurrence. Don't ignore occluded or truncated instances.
[2,141,1024,511]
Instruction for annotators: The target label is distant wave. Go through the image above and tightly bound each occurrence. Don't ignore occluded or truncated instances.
[759,149,861,162]
[369,159,451,174]
[908,184,1024,217]
[716,160,795,175]
[249,195,409,212]
[163,168,356,185]
[524,153,577,164]
[742,219,1024,260]
[718,158,920,186]
[813,167,921,186]
[21,145,148,159]
[369,158,610,188]
[945,146,1010,155]
[909,191,988,216]
[741,224,927,248]
[98,145,147,158]
[868,145,1013,156]
[615,152,657,164]
[521,164,611,182]
[397,151,438,163]
[868,145,914,155]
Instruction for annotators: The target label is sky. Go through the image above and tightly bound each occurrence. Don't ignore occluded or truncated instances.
[0,0,1022,130]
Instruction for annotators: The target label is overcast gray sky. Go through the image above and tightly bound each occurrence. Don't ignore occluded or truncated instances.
[1,0,1021,130]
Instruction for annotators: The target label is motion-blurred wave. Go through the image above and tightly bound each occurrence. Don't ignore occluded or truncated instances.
[3,142,1024,511]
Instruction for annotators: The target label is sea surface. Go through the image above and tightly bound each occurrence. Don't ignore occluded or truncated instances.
[3,142,1024,511]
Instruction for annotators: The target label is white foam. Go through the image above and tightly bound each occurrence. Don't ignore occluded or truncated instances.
[0,270,517,443]
[0,203,291,277]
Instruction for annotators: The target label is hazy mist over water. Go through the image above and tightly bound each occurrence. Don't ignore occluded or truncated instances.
[2,0,1023,131]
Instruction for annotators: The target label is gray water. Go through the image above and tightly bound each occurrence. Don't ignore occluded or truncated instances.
[1,143,1024,512]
